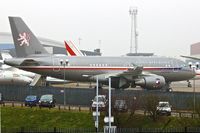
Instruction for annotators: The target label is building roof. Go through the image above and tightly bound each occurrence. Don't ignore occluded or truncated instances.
[0,32,64,48]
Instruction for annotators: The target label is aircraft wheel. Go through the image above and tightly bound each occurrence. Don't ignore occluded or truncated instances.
[188,83,192,88]
[168,88,173,92]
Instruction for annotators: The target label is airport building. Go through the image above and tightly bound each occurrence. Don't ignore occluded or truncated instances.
[191,42,200,56]
[0,32,101,57]
[184,42,200,64]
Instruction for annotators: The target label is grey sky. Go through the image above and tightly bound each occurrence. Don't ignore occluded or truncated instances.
[1,0,200,58]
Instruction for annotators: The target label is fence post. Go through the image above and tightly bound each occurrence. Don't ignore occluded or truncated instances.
[20,127,24,133]
[79,106,81,112]
[54,127,56,133]
[68,105,70,111]
[139,127,142,133]
[12,102,14,107]
[185,127,187,133]
[58,105,60,110]
[21,103,23,107]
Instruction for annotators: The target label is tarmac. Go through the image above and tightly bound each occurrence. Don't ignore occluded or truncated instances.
[52,80,200,93]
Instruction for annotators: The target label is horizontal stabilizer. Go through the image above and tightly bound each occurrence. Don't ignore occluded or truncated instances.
[1,52,12,60]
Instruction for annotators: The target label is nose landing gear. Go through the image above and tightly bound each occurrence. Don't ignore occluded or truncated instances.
[187,80,192,87]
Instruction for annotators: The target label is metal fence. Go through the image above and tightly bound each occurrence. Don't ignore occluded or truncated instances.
[2,127,200,133]
[0,85,200,110]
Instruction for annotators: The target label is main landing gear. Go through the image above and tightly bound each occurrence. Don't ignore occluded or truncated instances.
[162,83,173,92]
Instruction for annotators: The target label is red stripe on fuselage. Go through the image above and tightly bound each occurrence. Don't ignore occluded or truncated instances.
[22,67,129,71]
[19,66,181,71]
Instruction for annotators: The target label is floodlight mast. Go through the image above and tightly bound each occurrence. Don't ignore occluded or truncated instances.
[129,7,138,53]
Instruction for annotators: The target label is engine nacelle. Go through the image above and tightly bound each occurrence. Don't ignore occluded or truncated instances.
[135,75,165,90]
[110,77,130,89]
[91,75,130,89]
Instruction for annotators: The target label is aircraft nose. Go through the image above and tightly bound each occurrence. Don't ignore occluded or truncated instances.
[184,67,196,78]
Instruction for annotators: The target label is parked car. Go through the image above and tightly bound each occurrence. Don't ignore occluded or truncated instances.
[156,101,172,116]
[114,100,128,112]
[39,94,56,108]
[92,95,108,111]
[25,95,38,107]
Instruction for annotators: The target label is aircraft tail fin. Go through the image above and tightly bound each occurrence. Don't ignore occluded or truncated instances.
[9,17,48,57]
[64,40,84,56]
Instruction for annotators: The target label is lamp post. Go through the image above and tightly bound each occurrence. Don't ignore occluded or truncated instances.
[60,59,68,108]
[108,77,111,133]
[193,62,199,113]
[189,62,196,113]
[96,76,99,132]
[129,7,138,54]
[193,66,195,113]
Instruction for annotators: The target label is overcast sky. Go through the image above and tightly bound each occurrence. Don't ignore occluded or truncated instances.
[1,0,200,58]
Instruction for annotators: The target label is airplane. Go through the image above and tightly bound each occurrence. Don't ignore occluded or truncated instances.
[64,40,198,88]
[4,17,196,92]
[0,51,68,86]
[0,51,34,85]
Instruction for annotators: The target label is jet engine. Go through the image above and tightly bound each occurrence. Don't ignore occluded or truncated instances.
[90,75,130,89]
[134,75,165,90]
[110,77,130,89]
[0,71,33,85]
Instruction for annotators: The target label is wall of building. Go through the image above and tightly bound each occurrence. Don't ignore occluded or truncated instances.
[191,42,200,56]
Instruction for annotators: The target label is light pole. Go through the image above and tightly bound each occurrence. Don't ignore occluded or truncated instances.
[60,59,68,108]
[108,77,111,133]
[78,37,82,46]
[193,62,199,113]
[76,37,81,87]
[96,76,99,133]
[193,66,195,113]
[129,7,138,54]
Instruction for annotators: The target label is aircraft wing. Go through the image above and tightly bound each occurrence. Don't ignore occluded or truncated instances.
[90,66,143,81]
[117,66,143,77]
[181,55,200,60]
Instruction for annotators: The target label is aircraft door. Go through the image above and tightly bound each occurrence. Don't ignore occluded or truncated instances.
[52,57,61,72]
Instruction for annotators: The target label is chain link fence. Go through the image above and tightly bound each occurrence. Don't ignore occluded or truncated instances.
[0,85,200,110]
